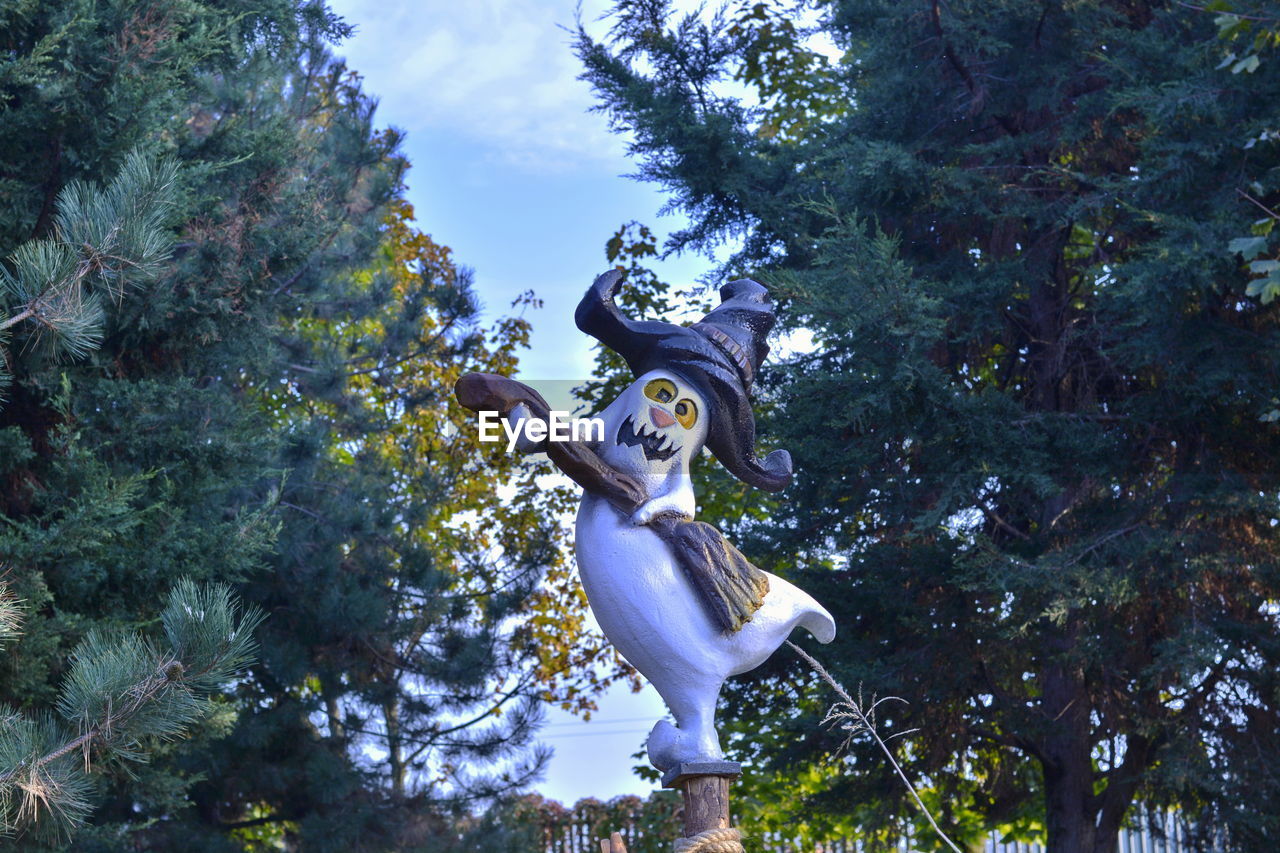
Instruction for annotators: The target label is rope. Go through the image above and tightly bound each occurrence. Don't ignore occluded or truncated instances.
[672,827,745,853]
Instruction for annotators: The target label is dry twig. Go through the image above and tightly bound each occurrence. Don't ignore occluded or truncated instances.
[787,640,961,853]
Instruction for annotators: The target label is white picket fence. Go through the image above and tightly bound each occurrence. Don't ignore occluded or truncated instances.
[758,806,1228,852]
[982,806,1228,853]
[537,802,1228,852]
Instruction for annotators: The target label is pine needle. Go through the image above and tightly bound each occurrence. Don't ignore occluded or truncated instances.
[0,149,177,371]
[0,581,22,649]
[0,580,262,841]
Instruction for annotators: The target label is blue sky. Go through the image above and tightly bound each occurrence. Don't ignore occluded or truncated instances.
[327,0,716,381]
[326,0,706,806]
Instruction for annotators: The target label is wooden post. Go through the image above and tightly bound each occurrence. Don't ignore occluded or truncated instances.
[599,831,629,853]
[662,761,742,836]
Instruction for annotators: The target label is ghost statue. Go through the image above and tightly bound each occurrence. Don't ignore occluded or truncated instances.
[573,269,835,773]
[455,270,835,777]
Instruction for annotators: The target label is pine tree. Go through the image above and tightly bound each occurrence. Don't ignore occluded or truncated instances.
[181,194,571,851]
[0,31,264,845]
[2,1,563,849]
[578,2,1280,850]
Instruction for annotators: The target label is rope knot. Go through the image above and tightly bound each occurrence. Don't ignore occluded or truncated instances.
[673,827,744,853]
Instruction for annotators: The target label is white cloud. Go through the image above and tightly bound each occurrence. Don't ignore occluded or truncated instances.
[329,0,628,172]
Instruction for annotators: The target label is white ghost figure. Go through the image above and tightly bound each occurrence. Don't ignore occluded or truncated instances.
[575,366,836,772]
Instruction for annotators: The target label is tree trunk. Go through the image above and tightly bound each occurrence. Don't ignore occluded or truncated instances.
[325,694,345,743]
[385,697,405,799]
[1043,758,1097,853]
[1040,630,1098,853]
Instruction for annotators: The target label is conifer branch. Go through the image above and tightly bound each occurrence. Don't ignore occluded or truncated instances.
[0,150,177,392]
[0,580,264,843]
[0,581,22,651]
[2,655,185,783]
[0,309,33,332]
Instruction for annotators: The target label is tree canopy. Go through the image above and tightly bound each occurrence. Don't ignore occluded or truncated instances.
[578,1,1280,850]
[0,1,568,849]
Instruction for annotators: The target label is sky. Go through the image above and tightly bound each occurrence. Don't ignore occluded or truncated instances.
[327,0,716,382]
[325,0,707,806]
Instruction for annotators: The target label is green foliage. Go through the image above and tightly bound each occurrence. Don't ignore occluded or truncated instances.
[462,791,683,853]
[1212,2,1280,74]
[580,1,1280,850]
[729,0,846,142]
[0,1,565,849]
[229,194,569,835]
[0,151,177,402]
[1213,3,1280,312]
[0,581,261,845]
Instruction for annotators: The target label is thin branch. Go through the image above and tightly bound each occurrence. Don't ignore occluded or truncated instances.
[980,504,1032,541]
[0,308,34,332]
[1176,1,1280,24]
[1237,187,1280,221]
[967,724,1043,763]
[787,641,962,853]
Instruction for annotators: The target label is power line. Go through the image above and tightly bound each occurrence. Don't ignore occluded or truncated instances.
[540,715,661,729]
[538,728,651,737]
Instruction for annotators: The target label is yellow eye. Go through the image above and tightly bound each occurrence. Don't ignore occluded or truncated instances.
[644,378,677,404]
[673,398,697,429]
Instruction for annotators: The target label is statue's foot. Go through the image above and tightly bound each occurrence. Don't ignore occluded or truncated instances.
[646,719,724,772]
[646,719,680,771]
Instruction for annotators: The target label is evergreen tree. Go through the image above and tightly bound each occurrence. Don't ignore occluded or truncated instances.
[578,1,1280,850]
[1,1,562,849]
[179,194,570,851]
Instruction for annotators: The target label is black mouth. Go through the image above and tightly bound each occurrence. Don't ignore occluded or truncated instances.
[617,415,679,462]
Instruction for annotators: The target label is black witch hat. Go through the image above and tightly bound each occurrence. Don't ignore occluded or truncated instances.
[575,269,793,492]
